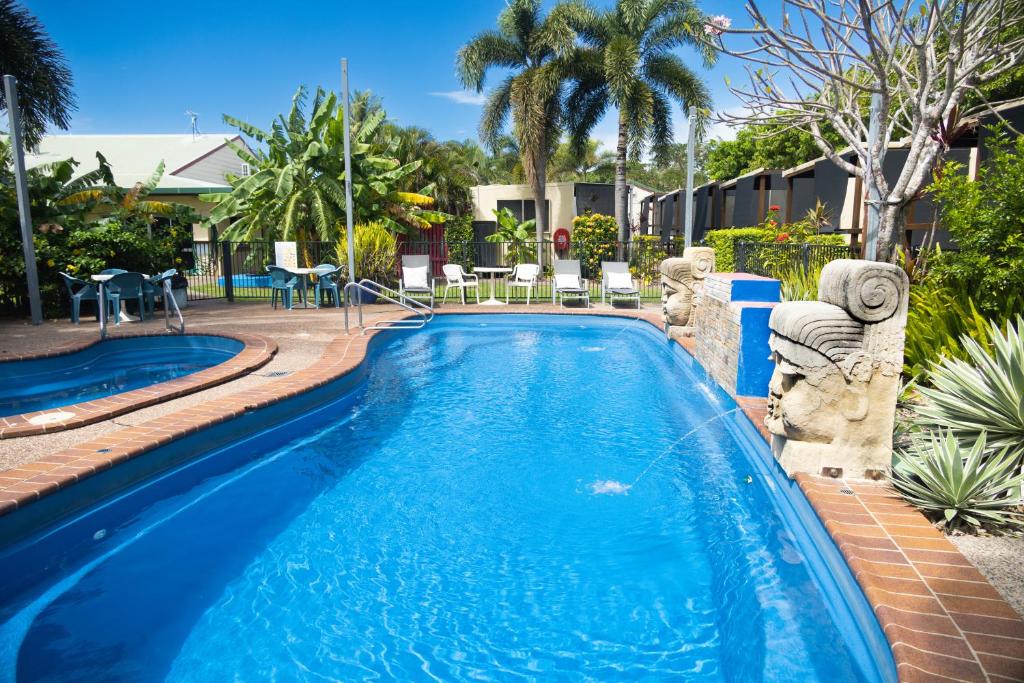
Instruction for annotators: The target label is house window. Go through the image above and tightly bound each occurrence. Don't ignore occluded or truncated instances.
[240,163,252,177]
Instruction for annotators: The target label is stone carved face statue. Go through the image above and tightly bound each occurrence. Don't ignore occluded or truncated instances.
[765,260,908,476]
[660,247,714,331]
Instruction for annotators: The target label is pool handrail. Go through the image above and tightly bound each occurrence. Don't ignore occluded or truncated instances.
[344,278,433,335]
[157,269,185,335]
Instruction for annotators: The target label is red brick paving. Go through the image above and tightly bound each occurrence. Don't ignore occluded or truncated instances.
[0,330,276,439]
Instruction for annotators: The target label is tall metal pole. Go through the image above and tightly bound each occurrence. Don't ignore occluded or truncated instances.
[683,118,697,248]
[3,75,43,325]
[341,59,356,284]
[863,93,884,261]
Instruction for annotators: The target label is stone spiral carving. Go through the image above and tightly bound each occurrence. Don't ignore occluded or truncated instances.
[660,247,715,338]
[818,260,905,323]
[765,259,909,479]
[687,247,715,278]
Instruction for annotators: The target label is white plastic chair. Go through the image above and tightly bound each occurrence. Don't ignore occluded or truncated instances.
[441,264,480,305]
[551,259,590,308]
[505,264,540,304]
[601,261,641,308]
[399,254,434,307]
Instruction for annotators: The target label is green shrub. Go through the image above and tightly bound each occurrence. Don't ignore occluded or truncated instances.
[903,277,1008,378]
[703,227,774,271]
[336,221,398,284]
[628,235,666,284]
[571,212,617,278]
[928,128,1024,320]
[444,215,474,271]
[779,264,821,301]
[915,315,1024,468]
[892,431,1024,533]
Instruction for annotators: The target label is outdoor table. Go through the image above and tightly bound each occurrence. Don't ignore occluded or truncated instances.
[473,267,513,306]
[279,266,320,309]
[92,273,149,324]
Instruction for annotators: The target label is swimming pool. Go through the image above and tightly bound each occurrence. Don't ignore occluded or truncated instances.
[0,315,896,681]
[0,335,244,418]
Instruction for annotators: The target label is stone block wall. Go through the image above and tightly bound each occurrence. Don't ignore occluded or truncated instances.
[693,274,780,398]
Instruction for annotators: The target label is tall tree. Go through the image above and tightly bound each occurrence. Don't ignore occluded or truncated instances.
[458,0,578,259]
[0,0,75,148]
[565,0,714,239]
[549,138,616,181]
[710,0,1024,262]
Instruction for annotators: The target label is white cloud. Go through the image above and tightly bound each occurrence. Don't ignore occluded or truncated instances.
[429,90,487,106]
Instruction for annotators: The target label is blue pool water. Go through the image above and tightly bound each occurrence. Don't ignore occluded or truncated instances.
[0,315,895,681]
[0,336,244,417]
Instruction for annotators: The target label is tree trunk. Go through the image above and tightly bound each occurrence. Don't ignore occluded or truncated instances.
[614,110,628,242]
[874,203,906,263]
[531,149,548,267]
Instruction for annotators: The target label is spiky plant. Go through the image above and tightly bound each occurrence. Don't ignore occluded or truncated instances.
[892,431,1024,533]
[563,0,714,239]
[916,315,1024,467]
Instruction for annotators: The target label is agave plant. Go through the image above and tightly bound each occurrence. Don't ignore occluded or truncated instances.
[916,315,1024,466]
[892,431,1024,532]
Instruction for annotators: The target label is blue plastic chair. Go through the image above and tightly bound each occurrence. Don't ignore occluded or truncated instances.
[105,272,147,324]
[266,265,305,310]
[313,264,341,308]
[59,273,100,324]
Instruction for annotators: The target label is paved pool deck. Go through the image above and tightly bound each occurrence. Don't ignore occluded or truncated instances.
[0,299,1021,681]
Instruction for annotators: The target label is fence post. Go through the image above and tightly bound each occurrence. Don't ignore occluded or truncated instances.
[736,242,747,273]
[221,241,234,302]
[802,243,811,274]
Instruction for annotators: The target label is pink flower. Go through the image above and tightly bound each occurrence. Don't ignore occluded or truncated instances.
[768,204,780,212]
[704,15,731,36]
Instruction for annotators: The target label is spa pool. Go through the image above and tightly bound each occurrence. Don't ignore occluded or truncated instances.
[0,315,896,681]
[0,335,244,418]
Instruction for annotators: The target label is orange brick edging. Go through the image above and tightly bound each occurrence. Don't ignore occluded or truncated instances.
[0,331,277,439]
[0,307,1021,682]
[798,475,1024,682]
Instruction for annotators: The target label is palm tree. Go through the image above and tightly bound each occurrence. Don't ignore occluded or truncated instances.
[0,0,75,148]
[458,0,580,260]
[566,0,714,239]
[549,138,616,182]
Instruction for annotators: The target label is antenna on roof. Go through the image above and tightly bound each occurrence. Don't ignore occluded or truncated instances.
[185,109,200,139]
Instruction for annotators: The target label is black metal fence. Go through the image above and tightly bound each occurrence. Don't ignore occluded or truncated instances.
[735,241,860,278]
[184,239,686,303]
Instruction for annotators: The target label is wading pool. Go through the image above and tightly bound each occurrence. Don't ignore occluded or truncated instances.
[0,335,244,418]
[0,315,895,681]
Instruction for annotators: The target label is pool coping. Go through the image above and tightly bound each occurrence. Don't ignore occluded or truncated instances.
[0,331,277,439]
[0,307,1020,681]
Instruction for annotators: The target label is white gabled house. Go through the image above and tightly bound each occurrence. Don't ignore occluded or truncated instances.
[23,134,252,239]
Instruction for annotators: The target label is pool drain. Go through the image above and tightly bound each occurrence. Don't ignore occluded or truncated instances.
[839,488,855,496]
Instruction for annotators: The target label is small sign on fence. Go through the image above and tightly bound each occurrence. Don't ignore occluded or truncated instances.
[274,241,298,268]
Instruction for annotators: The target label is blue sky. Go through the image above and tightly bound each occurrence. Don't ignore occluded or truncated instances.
[25,0,762,150]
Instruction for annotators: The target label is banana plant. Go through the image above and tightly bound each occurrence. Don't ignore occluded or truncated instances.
[201,86,448,243]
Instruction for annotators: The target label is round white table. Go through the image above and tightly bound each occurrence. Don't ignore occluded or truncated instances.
[473,267,513,306]
[92,273,148,324]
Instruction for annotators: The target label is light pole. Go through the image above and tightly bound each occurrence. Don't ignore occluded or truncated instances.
[341,59,356,285]
[3,75,43,325]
